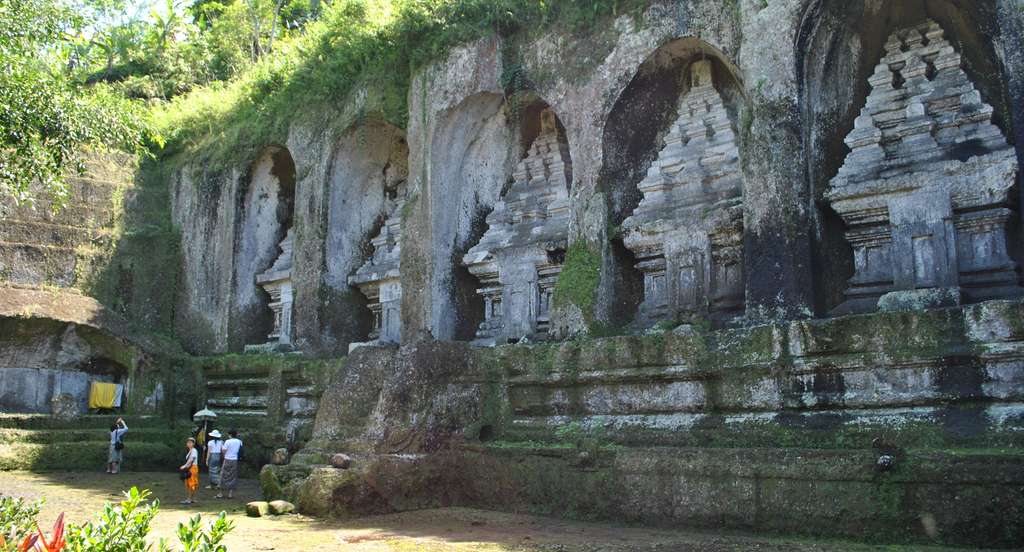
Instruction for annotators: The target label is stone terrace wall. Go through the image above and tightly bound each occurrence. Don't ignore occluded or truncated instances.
[266,300,1024,547]
[0,153,136,289]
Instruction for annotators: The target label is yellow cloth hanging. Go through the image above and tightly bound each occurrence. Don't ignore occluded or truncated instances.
[88,382,118,409]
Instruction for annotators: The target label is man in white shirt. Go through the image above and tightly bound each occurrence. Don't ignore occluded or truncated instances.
[217,429,242,499]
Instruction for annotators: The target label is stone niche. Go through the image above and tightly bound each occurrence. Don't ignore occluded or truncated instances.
[827,21,1021,315]
[621,60,744,326]
[461,108,572,344]
[255,228,295,349]
[239,147,297,352]
[349,183,407,348]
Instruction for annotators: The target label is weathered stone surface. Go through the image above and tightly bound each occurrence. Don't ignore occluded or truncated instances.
[49,393,79,421]
[246,501,270,517]
[621,60,744,326]
[826,20,1021,315]
[268,500,295,515]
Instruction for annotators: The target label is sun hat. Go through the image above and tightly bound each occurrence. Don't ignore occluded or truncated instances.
[209,430,222,438]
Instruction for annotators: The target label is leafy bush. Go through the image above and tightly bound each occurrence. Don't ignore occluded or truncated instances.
[0,488,233,552]
[168,513,233,552]
[64,487,159,552]
[0,496,42,549]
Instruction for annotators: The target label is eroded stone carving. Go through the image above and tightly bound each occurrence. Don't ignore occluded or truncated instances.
[462,108,571,344]
[621,60,744,326]
[256,228,295,347]
[349,184,406,346]
[827,21,1021,314]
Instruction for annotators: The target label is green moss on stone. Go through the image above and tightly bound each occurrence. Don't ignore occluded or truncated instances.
[552,242,601,320]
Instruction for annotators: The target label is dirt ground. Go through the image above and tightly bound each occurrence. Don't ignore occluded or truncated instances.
[1,471,981,551]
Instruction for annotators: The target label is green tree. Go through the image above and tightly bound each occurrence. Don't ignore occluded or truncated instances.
[0,0,150,207]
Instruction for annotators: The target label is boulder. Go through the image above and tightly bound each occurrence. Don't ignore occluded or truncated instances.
[268,500,295,515]
[330,453,352,469]
[246,501,269,517]
[271,448,290,465]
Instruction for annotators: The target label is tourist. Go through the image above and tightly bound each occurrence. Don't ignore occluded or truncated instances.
[106,417,128,474]
[179,437,200,505]
[205,429,224,490]
[216,429,242,499]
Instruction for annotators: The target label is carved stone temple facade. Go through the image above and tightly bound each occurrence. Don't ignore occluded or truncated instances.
[256,228,295,349]
[349,184,407,348]
[462,108,572,344]
[621,60,744,326]
[827,21,1021,314]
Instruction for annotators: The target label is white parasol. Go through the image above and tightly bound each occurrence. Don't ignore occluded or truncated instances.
[192,407,218,421]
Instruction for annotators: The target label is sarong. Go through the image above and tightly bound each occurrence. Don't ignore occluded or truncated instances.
[220,459,239,490]
[208,452,222,486]
[108,443,122,463]
[185,464,199,493]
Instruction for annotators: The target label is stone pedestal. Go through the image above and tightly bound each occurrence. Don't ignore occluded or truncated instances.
[350,185,406,348]
[827,21,1021,315]
[462,108,572,344]
[621,60,744,327]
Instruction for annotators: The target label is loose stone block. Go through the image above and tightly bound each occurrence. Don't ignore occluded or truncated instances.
[246,501,270,517]
[330,453,352,469]
[271,447,290,465]
[461,108,572,344]
[621,60,744,327]
[826,20,1021,315]
[268,500,295,515]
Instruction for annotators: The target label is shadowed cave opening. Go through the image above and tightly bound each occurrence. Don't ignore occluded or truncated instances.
[236,145,297,350]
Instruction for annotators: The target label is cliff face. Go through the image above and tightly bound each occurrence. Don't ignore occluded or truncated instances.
[3,0,1024,544]
[166,0,1024,355]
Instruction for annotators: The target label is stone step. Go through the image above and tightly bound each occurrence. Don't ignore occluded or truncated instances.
[206,377,271,389]
[0,414,178,430]
[0,242,82,287]
[1,200,116,229]
[0,221,109,249]
[207,396,269,410]
[78,152,138,184]
[502,404,1024,451]
[0,440,177,471]
[0,427,180,445]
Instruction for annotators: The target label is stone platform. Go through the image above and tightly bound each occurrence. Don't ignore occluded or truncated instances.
[263,299,1024,548]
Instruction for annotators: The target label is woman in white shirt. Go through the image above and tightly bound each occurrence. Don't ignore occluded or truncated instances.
[217,429,242,499]
[205,430,224,490]
[179,437,200,505]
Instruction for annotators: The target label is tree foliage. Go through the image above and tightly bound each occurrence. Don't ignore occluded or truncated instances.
[0,0,150,206]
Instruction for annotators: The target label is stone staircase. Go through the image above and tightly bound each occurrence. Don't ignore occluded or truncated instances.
[0,414,186,472]
[0,154,133,289]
